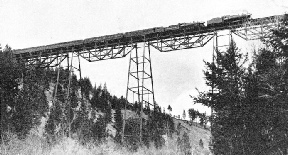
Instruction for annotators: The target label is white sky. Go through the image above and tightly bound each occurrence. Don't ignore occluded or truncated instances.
[1,0,287,118]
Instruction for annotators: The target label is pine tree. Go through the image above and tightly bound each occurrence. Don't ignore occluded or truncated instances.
[0,45,22,140]
[79,77,92,99]
[90,85,101,110]
[194,25,288,154]
[167,105,172,115]
[199,113,205,127]
[182,110,186,120]
[101,84,112,123]
[114,99,123,143]
[13,67,49,139]
[1,45,49,139]
[149,111,165,149]
[182,132,192,155]
[194,40,247,154]
[241,23,288,154]
[248,47,288,154]
[199,139,204,148]
[91,115,107,143]
[188,108,197,122]
[45,100,62,142]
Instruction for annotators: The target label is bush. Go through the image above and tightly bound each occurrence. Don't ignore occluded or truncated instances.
[199,139,204,148]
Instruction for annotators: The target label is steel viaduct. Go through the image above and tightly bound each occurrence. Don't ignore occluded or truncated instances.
[12,13,288,143]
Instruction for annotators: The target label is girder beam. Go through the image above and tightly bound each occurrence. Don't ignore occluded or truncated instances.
[77,44,136,62]
[149,33,214,52]
[233,15,286,40]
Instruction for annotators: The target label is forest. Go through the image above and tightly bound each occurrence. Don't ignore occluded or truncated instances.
[0,45,177,153]
[0,16,288,155]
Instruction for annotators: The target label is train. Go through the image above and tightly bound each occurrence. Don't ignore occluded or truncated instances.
[123,22,205,37]
[17,12,288,55]
[164,22,205,32]
[83,22,204,44]
[207,13,251,27]
[83,13,254,44]
[124,26,165,37]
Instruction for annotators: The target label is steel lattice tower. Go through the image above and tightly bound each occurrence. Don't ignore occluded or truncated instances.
[122,39,156,144]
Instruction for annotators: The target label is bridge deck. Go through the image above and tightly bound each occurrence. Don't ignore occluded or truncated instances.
[13,14,287,60]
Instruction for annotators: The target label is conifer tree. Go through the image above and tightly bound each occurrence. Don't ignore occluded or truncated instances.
[101,84,112,123]
[13,67,49,139]
[91,115,107,143]
[199,139,204,148]
[79,77,92,99]
[194,40,247,154]
[45,100,62,142]
[114,99,123,143]
[242,22,288,154]
[188,108,197,122]
[182,110,186,120]
[178,132,192,155]
[0,46,22,140]
[199,113,205,127]
[1,46,49,139]
[167,105,172,115]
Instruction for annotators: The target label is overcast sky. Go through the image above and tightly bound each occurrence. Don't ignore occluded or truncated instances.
[1,0,287,117]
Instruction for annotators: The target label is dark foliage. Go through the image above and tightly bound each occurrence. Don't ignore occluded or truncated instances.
[0,45,176,150]
[113,99,123,143]
[79,77,92,99]
[0,45,48,140]
[194,24,288,154]
[177,131,192,155]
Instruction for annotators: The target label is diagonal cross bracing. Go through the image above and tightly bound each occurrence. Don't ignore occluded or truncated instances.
[13,13,288,66]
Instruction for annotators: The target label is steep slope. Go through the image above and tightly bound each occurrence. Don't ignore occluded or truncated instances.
[174,118,211,154]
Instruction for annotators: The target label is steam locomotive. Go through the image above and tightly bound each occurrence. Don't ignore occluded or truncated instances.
[207,14,251,27]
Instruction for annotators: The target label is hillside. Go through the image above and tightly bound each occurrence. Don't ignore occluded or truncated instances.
[173,118,211,154]
[47,82,212,154]
[119,108,212,154]
[0,59,212,154]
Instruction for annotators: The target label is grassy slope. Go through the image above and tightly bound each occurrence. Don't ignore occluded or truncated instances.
[0,132,211,155]
[0,84,212,155]
[173,118,211,154]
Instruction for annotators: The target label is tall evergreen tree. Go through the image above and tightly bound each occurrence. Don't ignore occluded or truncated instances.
[177,132,192,155]
[194,40,247,154]
[0,45,22,140]
[13,66,49,139]
[79,77,92,99]
[182,110,186,120]
[167,105,172,115]
[194,22,288,153]
[114,99,123,143]
[91,115,107,143]
[45,100,62,142]
[188,108,197,122]
[1,45,50,139]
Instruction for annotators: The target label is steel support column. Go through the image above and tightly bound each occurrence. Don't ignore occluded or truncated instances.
[210,30,233,112]
[52,50,82,137]
[122,40,155,144]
